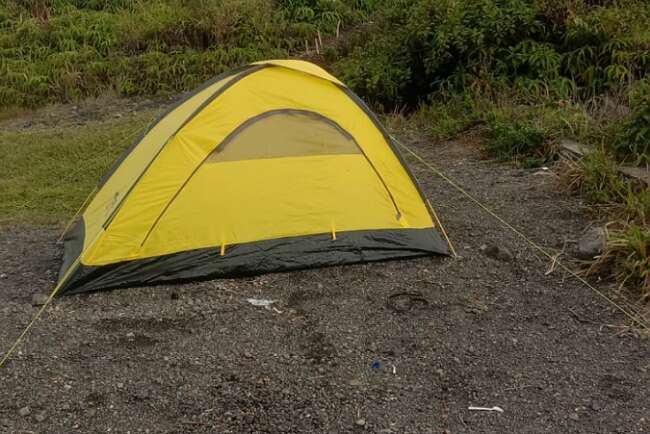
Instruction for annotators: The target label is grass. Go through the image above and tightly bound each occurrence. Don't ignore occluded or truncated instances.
[0,110,156,224]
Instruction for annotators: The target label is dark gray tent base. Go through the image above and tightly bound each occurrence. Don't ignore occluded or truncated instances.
[59,228,449,295]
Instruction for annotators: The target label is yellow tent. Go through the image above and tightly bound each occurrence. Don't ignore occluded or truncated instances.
[58,60,448,294]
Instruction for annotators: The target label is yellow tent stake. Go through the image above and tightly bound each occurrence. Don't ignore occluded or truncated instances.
[427,199,458,258]
[391,135,649,331]
[57,186,98,242]
[220,241,226,256]
[0,257,80,369]
[331,221,337,240]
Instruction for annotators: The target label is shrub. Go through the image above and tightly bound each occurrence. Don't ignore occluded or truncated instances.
[483,113,548,166]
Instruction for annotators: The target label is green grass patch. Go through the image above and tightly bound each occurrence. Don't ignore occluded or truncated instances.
[0,111,156,223]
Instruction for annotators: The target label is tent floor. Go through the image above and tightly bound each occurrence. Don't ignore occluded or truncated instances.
[1,139,648,434]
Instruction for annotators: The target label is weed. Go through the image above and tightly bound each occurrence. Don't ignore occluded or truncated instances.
[483,114,549,166]
[585,225,650,302]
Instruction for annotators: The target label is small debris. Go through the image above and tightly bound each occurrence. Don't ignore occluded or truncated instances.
[18,406,31,417]
[126,332,135,339]
[349,378,363,386]
[371,361,381,370]
[569,412,579,421]
[355,418,366,427]
[468,406,504,413]
[117,382,124,389]
[246,298,276,307]
[34,411,47,422]
[31,293,49,306]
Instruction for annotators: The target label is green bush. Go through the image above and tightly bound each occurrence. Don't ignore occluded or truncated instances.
[483,114,548,166]
[613,79,650,164]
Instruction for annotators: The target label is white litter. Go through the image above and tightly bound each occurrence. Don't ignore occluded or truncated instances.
[468,406,504,413]
[245,298,276,307]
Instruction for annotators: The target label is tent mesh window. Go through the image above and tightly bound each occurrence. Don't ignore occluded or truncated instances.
[206,110,360,163]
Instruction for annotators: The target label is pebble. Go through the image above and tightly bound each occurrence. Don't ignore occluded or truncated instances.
[355,418,366,427]
[126,332,135,338]
[569,412,579,421]
[349,378,363,386]
[577,227,605,259]
[18,406,31,417]
[34,411,47,422]
[481,244,514,261]
[31,293,49,306]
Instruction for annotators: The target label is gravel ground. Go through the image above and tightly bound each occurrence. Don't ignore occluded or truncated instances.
[1,124,649,433]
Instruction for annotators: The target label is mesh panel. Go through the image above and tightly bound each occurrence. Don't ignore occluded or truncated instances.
[207,110,360,163]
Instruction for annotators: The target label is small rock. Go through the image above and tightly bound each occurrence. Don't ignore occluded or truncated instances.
[1,418,9,426]
[591,402,602,411]
[577,227,605,259]
[117,382,124,389]
[60,403,71,411]
[355,418,366,427]
[0,273,7,278]
[435,368,444,377]
[34,411,47,422]
[482,244,513,261]
[569,412,579,421]
[349,378,363,386]
[126,332,135,339]
[31,293,49,306]
[18,406,31,417]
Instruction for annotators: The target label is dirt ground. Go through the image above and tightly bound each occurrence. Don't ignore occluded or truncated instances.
[1,102,649,433]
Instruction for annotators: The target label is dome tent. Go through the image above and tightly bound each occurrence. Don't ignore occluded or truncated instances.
[58,60,449,294]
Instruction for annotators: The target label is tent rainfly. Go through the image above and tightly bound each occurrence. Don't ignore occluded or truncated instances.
[58,60,449,294]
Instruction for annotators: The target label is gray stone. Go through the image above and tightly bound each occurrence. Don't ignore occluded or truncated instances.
[355,418,366,427]
[569,412,579,421]
[31,293,49,306]
[482,244,513,261]
[34,411,47,422]
[577,227,605,259]
[18,406,31,417]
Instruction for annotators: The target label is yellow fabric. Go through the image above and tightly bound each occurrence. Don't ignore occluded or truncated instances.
[80,73,240,252]
[252,59,344,85]
[141,155,401,256]
[81,64,433,266]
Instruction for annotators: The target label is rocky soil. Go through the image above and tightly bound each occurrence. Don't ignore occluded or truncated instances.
[1,106,649,433]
